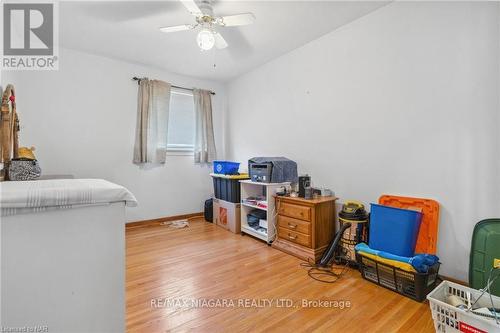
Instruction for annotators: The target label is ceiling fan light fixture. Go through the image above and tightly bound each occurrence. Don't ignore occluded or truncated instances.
[160,0,256,51]
[197,29,215,51]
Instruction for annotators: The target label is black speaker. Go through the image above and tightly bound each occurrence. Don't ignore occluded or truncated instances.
[298,175,311,198]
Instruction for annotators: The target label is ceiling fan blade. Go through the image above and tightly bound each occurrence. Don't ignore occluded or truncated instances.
[217,13,255,27]
[159,24,196,33]
[180,0,203,17]
[214,32,228,49]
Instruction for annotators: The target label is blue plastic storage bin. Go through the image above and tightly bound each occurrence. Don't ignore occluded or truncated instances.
[213,161,240,175]
[369,203,423,257]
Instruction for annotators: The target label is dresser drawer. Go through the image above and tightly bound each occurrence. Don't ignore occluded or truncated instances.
[278,227,311,248]
[278,202,311,221]
[278,216,311,235]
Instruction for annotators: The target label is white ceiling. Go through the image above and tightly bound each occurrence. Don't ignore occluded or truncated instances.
[60,1,388,82]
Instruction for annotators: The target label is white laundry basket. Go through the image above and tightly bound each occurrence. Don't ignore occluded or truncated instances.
[427,280,500,333]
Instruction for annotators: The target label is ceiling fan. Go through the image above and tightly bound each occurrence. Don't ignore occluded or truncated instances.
[159,0,256,51]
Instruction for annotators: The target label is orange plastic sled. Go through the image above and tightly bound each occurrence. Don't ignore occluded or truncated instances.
[379,195,440,255]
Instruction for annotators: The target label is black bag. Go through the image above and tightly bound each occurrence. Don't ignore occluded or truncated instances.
[204,199,213,222]
[8,158,41,181]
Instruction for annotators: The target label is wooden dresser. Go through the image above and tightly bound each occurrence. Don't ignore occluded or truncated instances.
[273,196,337,262]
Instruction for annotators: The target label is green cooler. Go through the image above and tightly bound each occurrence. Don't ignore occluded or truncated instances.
[469,218,500,296]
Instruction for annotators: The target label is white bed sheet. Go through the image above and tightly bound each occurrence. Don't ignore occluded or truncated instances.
[0,178,137,216]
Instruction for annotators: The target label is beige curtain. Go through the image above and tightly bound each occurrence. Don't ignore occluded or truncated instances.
[133,79,171,164]
[193,89,216,163]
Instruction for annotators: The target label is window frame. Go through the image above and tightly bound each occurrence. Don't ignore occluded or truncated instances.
[166,89,195,153]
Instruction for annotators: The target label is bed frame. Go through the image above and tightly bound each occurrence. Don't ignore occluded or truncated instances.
[1,203,126,332]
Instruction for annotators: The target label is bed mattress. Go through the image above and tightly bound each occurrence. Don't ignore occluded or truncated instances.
[0,178,137,216]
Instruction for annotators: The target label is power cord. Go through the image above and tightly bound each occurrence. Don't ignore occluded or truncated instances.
[269,202,277,240]
[300,254,350,283]
[469,266,500,324]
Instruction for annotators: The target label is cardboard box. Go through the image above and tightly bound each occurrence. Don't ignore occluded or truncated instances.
[213,198,241,233]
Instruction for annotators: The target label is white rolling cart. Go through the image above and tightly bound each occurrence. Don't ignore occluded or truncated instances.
[239,180,290,244]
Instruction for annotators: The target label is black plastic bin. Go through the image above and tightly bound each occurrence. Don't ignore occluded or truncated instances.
[211,174,249,203]
[356,253,440,302]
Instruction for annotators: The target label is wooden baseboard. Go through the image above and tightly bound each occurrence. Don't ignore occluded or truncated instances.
[438,274,468,286]
[126,212,204,229]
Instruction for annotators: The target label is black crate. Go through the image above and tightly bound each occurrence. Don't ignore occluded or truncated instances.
[356,253,440,302]
[213,177,243,203]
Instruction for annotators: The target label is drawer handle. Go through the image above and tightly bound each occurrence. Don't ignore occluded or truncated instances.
[288,233,297,240]
[287,223,297,229]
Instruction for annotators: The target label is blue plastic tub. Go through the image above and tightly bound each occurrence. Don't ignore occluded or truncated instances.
[213,161,240,175]
[369,203,423,257]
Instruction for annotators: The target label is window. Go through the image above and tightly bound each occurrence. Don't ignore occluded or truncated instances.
[167,89,195,152]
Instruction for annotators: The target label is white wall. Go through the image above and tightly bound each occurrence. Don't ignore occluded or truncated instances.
[1,47,226,222]
[226,1,500,281]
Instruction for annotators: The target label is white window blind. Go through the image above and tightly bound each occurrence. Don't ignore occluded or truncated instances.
[167,89,195,152]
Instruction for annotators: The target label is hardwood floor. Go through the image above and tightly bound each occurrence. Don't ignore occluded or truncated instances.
[126,218,435,333]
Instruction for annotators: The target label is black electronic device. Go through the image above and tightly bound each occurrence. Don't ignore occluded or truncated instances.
[249,163,273,183]
[248,157,298,183]
[298,175,311,198]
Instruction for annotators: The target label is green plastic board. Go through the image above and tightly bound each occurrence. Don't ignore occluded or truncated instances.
[469,219,500,296]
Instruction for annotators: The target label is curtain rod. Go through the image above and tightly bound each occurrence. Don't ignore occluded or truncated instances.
[132,77,215,95]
